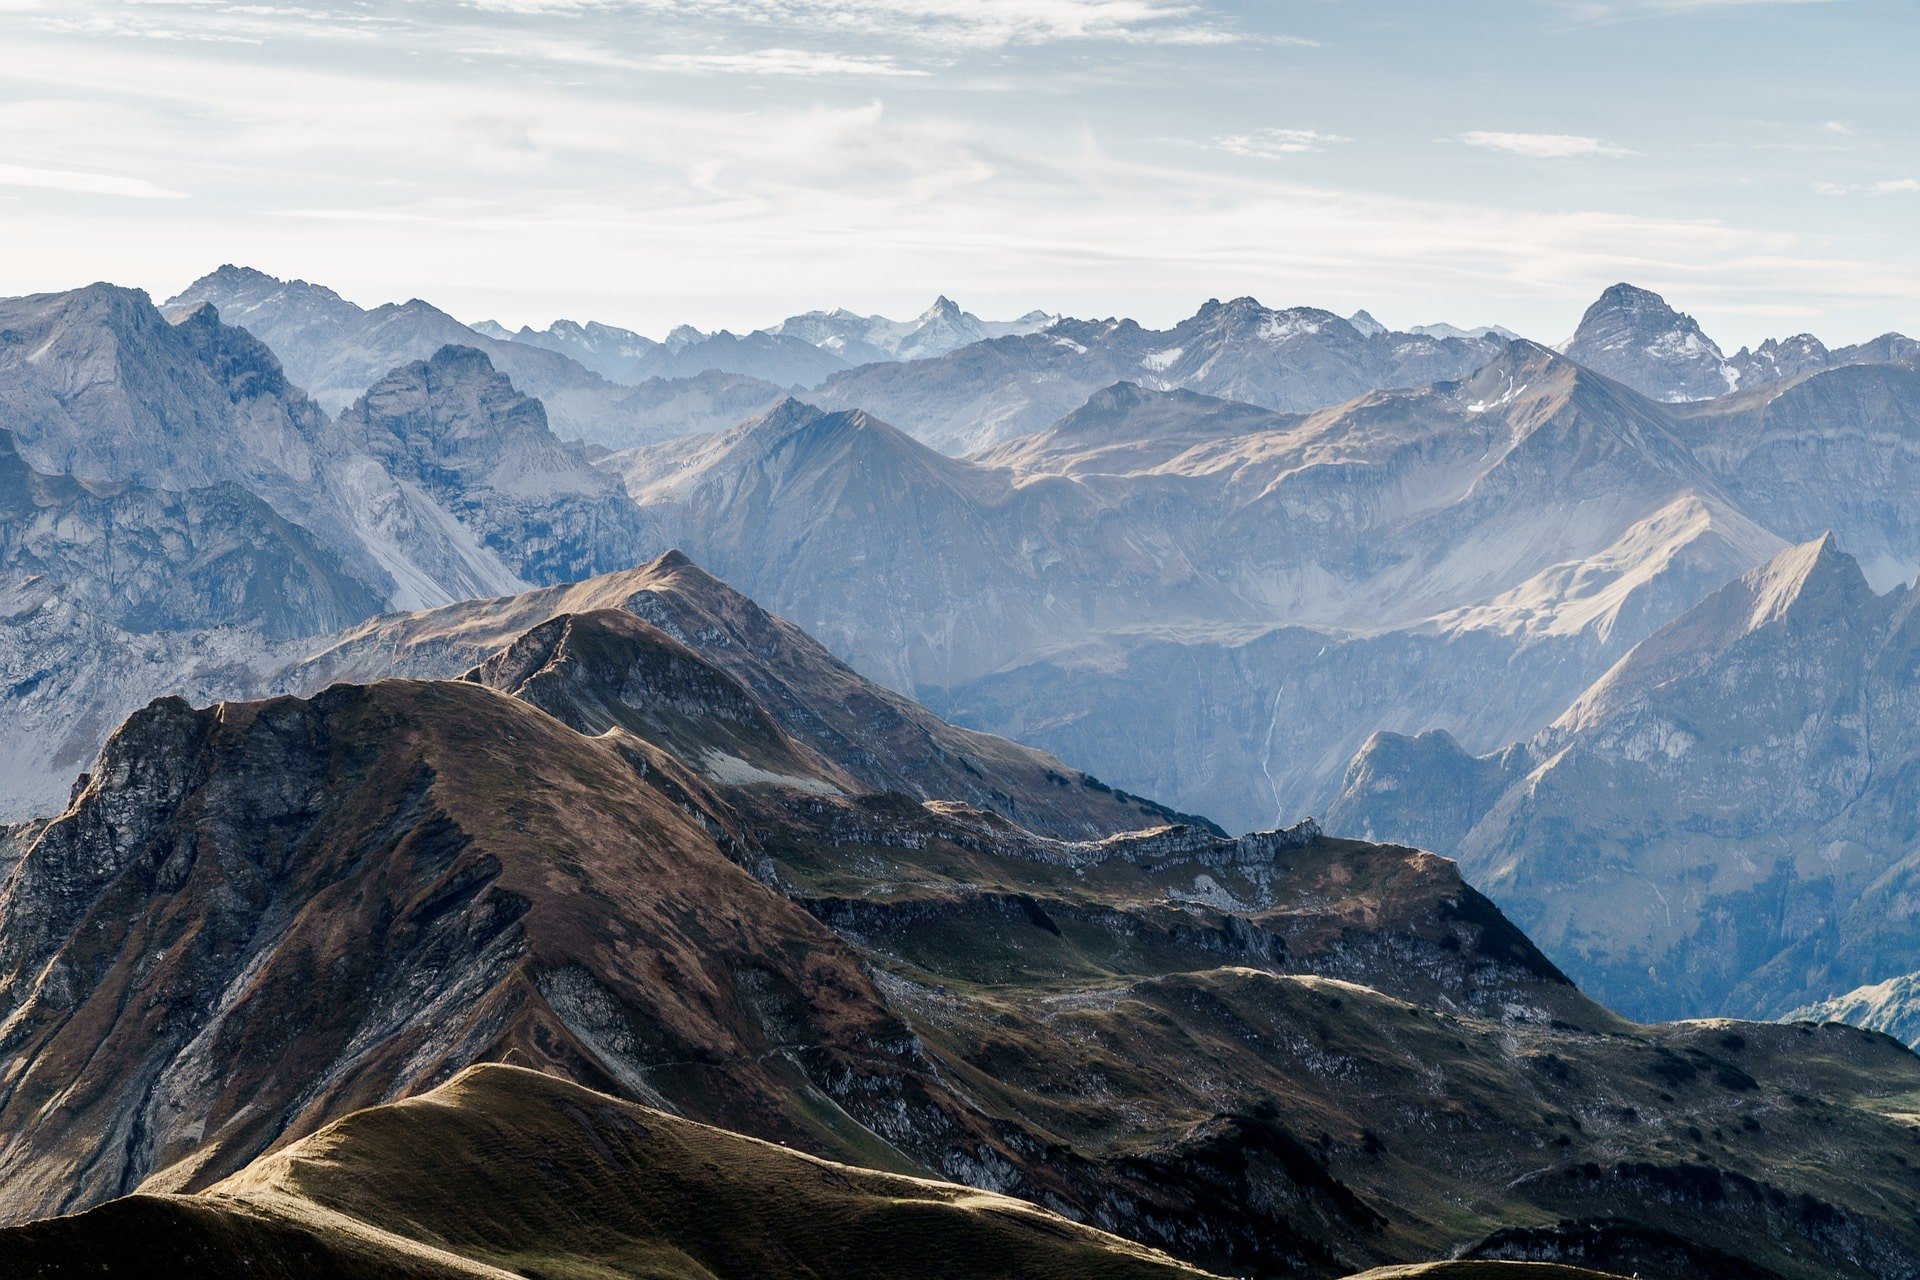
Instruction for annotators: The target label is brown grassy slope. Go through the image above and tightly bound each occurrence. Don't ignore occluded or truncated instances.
[1347,1268,1615,1280]
[0,1064,1219,1280]
[735,786,1920,1280]
[277,549,1210,838]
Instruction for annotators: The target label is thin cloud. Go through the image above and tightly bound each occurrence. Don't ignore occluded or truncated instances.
[1558,0,1843,20]
[611,0,1249,49]
[1458,130,1633,159]
[1215,128,1349,159]
[0,161,186,199]
[1818,177,1919,196]
[654,48,930,76]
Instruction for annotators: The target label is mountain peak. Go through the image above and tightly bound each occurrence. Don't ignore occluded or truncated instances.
[1595,281,1668,307]
[1565,282,1732,402]
[421,341,499,377]
[1742,530,1864,629]
[202,263,279,288]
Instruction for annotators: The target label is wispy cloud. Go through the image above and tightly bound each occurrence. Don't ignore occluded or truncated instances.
[1215,128,1348,159]
[653,48,929,76]
[0,161,186,199]
[610,0,1251,49]
[1816,177,1920,196]
[1457,130,1633,159]
[1557,0,1842,20]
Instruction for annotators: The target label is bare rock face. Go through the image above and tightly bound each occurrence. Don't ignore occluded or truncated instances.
[0,428,377,640]
[0,288,682,820]
[1564,283,1734,402]
[1673,361,1920,588]
[1563,282,1916,405]
[1329,535,1920,1022]
[334,345,650,586]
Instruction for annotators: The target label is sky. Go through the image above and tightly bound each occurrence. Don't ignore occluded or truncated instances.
[0,0,1914,347]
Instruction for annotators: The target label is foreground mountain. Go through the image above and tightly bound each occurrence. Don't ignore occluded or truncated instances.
[164,266,650,446]
[1790,976,1920,1049]
[1328,535,1920,1022]
[0,1066,1620,1280]
[1563,282,1916,403]
[809,297,1507,454]
[0,1066,1218,1279]
[6,597,1920,1277]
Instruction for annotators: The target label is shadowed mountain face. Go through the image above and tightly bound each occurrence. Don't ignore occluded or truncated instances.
[6,605,1920,1279]
[0,428,377,640]
[332,345,650,588]
[1329,535,1920,1022]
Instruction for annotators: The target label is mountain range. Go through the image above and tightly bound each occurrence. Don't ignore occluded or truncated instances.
[607,342,1794,828]
[10,264,1920,1276]
[6,580,1919,1279]
[1329,534,1920,1024]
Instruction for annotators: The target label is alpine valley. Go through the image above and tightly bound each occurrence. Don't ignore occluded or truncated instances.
[6,265,1920,1280]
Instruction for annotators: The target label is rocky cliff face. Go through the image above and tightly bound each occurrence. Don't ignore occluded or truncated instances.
[0,429,377,639]
[334,345,649,587]
[0,286,698,821]
[6,608,1920,1279]
[1330,536,1920,1022]
[1673,361,1920,588]
[1563,283,1734,402]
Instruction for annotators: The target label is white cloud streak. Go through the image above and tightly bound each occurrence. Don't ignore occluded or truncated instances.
[1458,130,1633,159]
[1215,128,1349,158]
[652,47,929,75]
[0,161,186,199]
